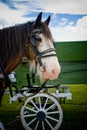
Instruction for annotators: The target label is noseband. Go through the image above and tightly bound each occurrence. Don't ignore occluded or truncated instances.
[25,29,57,70]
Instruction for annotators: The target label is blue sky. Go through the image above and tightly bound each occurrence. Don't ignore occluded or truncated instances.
[0,0,87,41]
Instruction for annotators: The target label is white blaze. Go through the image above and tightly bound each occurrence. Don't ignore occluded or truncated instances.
[36,34,61,82]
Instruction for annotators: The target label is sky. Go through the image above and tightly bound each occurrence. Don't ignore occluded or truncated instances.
[0,0,87,42]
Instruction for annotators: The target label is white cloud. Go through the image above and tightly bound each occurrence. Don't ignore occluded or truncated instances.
[76,16,87,40]
[0,0,87,41]
[59,18,68,26]
[68,21,74,26]
[51,16,87,41]
[0,0,87,28]
[38,0,87,14]
[0,2,33,28]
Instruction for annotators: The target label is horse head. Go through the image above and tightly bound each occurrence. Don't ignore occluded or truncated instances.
[25,12,61,83]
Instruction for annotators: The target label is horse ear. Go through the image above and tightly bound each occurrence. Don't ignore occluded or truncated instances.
[44,16,50,25]
[36,12,42,24]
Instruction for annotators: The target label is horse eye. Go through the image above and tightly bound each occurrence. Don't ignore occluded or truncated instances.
[35,36,42,42]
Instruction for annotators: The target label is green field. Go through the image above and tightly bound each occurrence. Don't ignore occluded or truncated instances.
[0,84,87,130]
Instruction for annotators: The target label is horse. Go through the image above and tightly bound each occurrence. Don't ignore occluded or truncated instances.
[0,12,61,106]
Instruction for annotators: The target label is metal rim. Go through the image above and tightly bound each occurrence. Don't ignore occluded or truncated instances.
[20,92,63,130]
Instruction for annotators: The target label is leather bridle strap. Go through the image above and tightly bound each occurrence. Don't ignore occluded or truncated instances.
[36,48,57,66]
[28,29,57,67]
[34,50,56,68]
[39,48,57,58]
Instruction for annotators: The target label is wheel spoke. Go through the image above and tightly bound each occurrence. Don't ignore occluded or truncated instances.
[43,97,48,109]
[31,100,39,110]
[27,117,36,126]
[47,115,59,122]
[23,113,36,118]
[25,106,37,113]
[45,103,55,112]
[35,121,39,130]
[38,96,41,109]
[46,111,59,115]
[42,121,45,130]
[45,119,53,129]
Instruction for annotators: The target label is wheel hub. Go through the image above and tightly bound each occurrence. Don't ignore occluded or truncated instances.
[36,111,46,121]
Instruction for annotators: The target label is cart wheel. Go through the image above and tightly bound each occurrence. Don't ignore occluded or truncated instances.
[20,92,63,130]
[0,122,5,130]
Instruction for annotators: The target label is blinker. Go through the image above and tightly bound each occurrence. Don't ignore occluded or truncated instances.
[30,35,36,47]
[29,29,42,47]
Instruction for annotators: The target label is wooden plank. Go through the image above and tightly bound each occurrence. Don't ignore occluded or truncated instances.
[57,61,87,84]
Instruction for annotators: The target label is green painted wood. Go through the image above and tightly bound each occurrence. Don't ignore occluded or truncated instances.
[56,41,87,61]
[55,41,87,84]
[57,61,87,84]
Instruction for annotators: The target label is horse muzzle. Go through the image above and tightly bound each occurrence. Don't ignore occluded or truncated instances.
[42,65,61,81]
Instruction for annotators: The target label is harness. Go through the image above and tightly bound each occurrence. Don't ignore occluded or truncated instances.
[0,28,58,100]
[25,29,57,70]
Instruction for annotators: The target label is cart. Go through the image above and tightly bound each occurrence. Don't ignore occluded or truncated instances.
[5,70,72,130]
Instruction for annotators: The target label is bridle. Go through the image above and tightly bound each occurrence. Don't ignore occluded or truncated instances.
[25,29,57,71]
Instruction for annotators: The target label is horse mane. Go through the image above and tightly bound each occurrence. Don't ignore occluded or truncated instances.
[0,22,29,55]
[0,22,31,72]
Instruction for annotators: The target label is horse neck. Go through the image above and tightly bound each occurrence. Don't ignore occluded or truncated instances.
[0,23,30,74]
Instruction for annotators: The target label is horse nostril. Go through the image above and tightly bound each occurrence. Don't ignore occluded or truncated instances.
[52,68,56,75]
[52,67,59,77]
[39,64,46,72]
